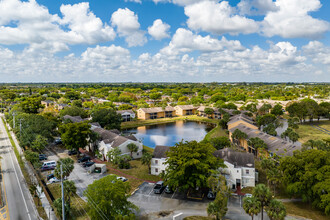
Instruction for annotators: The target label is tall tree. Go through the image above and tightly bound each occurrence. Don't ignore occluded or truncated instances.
[63,180,77,208]
[31,135,48,151]
[91,108,122,130]
[207,175,229,220]
[60,121,95,152]
[59,106,88,118]
[204,107,215,117]
[54,158,74,179]
[210,137,231,150]
[247,137,267,156]
[127,143,139,158]
[271,104,284,117]
[243,197,261,220]
[141,152,152,174]
[164,141,224,191]
[266,199,286,220]
[84,175,137,219]
[231,129,248,146]
[253,184,272,220]
[20,97,44,114]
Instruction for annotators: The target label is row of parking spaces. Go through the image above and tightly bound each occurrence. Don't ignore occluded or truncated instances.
[133,182,209,202]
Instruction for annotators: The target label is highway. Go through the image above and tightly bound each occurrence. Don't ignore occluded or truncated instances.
[0,117,38,220]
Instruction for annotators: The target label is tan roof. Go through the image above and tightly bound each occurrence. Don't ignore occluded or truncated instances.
[139,106,175,113]
[92,127,136,147]
[175,105,197,110]
[228,114,256,126]
[197,106,220,113]
[229,123,301,157]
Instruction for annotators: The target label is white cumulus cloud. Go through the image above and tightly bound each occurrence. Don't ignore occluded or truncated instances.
[238,0,278,15]
[111,8,147,47]
[148,19,171,40]
[184,1,259,35]
[261,0,330,38]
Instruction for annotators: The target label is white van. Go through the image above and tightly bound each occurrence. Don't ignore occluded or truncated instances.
[42,161,56,167]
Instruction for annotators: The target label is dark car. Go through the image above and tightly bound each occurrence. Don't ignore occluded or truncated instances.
[207,189,216,200]
[68,149,77,156]
[41,165,55,172]
[154,181,166,194]
[164,185,174,194]
[39,154,48,161]
[82,161,95,167]
[54,138,62,145]
[78,156,91,163]
[47,173,55,181]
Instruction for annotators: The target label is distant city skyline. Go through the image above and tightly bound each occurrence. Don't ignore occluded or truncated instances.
[0,0,330,82]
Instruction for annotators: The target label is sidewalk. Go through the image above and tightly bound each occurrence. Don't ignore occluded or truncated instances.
[5,119,57,220]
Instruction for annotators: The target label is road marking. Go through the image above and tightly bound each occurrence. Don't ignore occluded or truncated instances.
[5,136,32,220]
[1,162,9,220]
[148,186,154,195]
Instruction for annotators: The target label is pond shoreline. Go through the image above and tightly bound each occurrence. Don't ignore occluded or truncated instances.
[121,115,219,129]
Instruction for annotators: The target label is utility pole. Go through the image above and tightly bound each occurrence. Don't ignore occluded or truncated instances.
[61,164,65,220]
[19,119,22,138]
[13,113,15,129]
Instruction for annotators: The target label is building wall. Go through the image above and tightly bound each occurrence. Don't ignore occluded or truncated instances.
[221,161,255,189]
[117,140,143,159]
[151,158,168,175]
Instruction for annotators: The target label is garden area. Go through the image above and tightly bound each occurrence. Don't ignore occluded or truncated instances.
[295,120,330,143]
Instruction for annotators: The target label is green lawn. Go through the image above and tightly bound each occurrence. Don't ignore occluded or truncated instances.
[204,126,228,141]
[284,202,329,220]
[47,184,89,220]
[295,120,330,144]
[106,159,161,194]
[121,115,219,129]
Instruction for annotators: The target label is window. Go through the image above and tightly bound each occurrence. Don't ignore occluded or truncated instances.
[137,153,139,156]
[155,160,158,164]
[155,168,158,173]
[237,170,239,173]
[246,170,249,174]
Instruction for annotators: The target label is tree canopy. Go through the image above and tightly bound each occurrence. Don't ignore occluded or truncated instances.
[164,141,224,191]
[91,108,122,130]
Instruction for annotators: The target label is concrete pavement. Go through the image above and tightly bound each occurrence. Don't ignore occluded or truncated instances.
[0,118,39,220]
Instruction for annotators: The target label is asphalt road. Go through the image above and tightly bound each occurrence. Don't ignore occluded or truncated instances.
[0,118,38,220]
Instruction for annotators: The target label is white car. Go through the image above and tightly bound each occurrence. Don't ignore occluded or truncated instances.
[48,177,60,184]
[244,193,252,198]
[116,176,128,182]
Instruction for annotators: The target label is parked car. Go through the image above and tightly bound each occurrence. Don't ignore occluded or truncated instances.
[47,173,55,181]
[244,193,252,198]
[68,149,77,156]
[48,177,60,184]
[43,161,56,167]
[207,189,216,200]
[164,185,174,194]
[41,165,55,172]
[39,154,48,161]
[117,176,128,182]
[54,138,62,145]
[82,161,95,167]
[154,181,165,194]
[78,156,90,163]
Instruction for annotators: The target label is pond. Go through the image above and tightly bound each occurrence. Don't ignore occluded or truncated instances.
[123,120,215,148]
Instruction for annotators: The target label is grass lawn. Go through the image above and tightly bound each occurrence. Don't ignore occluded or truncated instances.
[284,201,329,220]
[204,126,228,141]
[121,115,219,129]
[48,183,89,220]
[295,121,330,144]
[106,159,161,194]
[184,216,211,220]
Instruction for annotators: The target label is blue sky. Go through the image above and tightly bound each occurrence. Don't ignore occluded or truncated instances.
[0,0,330,82]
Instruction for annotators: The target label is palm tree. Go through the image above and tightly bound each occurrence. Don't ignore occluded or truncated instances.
[248,137,267,156]
[127,143,138,158]
[141,152,152,173]
[232,129,248,146]
[63,180,77,207]
[266,199,286,220]
[253,184,272,220]
[243,197,261,220]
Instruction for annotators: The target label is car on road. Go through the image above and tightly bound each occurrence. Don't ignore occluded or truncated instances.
[207,190,216,200]
[78,156,91,163]
[48,177,60,184]
[154,181,165,194]
[39,154,48,161]
[117,176,128,182]
[82,161,95,167]
[164,185,174,194]
[54,138,62,145]
[47,173,55,181]
[41,165,55,172]
[68,149,77,156]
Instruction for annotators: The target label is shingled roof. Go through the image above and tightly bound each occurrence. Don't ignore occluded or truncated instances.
[213,148,254,168]
[228,114,256,126]
[175,105,197,110]
[139,106,175,113]
[229,123,301,157]
[62,115,88,123]
[153,145,171,158]
[197,106,220,113]
[92,127,136,147]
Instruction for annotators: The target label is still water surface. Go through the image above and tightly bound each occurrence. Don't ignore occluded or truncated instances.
[123,120,215,148]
